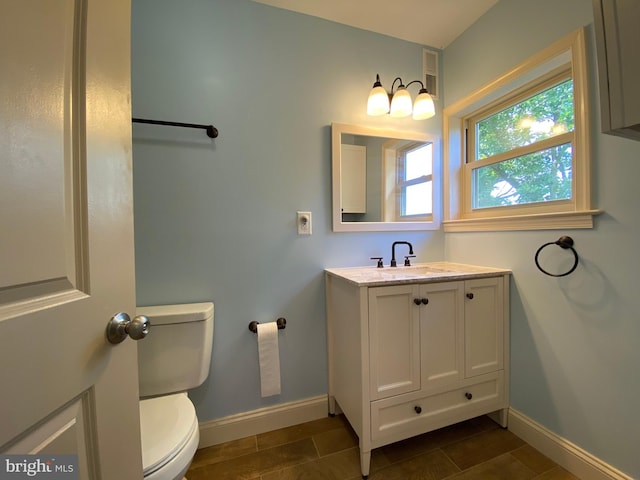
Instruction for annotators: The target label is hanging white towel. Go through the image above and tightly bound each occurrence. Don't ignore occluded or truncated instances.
[257,322,281,397]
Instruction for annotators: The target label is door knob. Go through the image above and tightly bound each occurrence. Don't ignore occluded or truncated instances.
[106,312,150,344]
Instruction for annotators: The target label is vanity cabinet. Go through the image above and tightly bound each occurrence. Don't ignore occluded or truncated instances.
[340,144,367,213]
[325,269,509,479]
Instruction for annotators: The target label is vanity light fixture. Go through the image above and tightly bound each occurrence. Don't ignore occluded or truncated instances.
[366,74,435,120]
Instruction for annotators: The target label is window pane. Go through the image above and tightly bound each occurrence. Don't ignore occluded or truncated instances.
[405,143,432,180]
[404,181,432,216]
[476,79,574,160]
[472,143,572,209]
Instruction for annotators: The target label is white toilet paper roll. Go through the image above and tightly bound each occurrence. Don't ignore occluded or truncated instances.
[257,322,281,397]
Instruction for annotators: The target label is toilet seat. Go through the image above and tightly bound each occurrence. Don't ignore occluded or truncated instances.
[140,393,199,479]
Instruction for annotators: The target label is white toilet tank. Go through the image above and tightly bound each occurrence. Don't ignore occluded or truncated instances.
[136,302,214,398]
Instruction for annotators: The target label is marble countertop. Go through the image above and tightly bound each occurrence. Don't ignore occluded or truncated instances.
[325,262,511,287]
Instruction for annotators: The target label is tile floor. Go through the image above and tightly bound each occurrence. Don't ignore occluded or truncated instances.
[187,414,580,480]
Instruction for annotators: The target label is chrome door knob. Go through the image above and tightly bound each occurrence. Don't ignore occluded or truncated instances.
[106,312,150,344]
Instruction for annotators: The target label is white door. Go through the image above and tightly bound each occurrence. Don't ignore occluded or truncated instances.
[0,1,143,479]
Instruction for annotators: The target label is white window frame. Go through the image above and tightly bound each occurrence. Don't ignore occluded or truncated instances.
[443,28,600,232]
[382,141,435,222]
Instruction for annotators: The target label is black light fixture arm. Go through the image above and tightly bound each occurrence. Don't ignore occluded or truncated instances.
[406,79,429,94]
[390,76,405,93]
[132,117,219,138]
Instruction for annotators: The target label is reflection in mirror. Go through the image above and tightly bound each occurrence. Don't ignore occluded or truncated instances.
[332,123,440,232]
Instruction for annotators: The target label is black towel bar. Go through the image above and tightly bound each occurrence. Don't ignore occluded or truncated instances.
[132,117,218,138]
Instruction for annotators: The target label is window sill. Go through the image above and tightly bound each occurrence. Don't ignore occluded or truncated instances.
[442,210,602,232]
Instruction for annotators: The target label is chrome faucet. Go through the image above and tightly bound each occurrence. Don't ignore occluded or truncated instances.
[391,241,414,267]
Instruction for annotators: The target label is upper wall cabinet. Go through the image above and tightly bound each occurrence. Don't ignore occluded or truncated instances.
[593,0,640,141]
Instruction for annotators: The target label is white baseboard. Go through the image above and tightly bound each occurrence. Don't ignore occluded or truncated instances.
[197,395,329,448]
[508,409,632,480]
[198,400,632,480]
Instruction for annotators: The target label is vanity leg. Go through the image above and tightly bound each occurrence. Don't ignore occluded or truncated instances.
[360,450,371,479]
[489,407,509,428]
[328,395,336,416]
[497,407,509,428]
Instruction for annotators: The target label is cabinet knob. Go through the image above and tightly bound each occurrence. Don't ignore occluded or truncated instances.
[421,298,429,305]
[464,392,473,400]
[466,293,474,300]
[414,405,422,414]
[413,298,422,305]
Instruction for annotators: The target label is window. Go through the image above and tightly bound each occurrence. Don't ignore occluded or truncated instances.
[382,139,435,223]
[468,73,574,210]
[397,142,433,218]
[443,28,598,232]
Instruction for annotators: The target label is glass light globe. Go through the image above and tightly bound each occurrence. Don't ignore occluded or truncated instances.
[412,90,435,120]
[390,88,412,118]
[367,85,390,116]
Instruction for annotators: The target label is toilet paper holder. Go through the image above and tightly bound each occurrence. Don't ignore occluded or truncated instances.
[248,317,287,333]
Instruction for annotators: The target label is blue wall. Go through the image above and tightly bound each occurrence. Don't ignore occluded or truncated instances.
[444,0,640,477]
[132,0,640,477]
[131,0,443,421]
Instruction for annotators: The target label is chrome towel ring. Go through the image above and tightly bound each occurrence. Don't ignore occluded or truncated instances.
[534,235,579,277]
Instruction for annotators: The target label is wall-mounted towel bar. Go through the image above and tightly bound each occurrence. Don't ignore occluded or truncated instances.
[249,318,286,333]
[535,235,579,277]
[132,117,219,138]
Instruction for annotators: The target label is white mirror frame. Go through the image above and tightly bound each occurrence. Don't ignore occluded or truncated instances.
[331,122,441,232]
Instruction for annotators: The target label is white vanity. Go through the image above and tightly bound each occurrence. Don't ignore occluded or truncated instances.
[325,262,511,478]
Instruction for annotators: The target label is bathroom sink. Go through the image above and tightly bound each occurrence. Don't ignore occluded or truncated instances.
[374,265,455,279]
[325,262,511,286]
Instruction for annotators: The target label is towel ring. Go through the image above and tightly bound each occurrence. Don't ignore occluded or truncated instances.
[534,235,579,277]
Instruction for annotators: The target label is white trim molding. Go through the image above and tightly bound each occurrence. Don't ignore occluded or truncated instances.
[508,409,633,480]
[443,28,597,232]
[197,395,328,448]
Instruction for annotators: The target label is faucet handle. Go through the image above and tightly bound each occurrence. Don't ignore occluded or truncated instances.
[404,255,416,266]
[370,257,384,268]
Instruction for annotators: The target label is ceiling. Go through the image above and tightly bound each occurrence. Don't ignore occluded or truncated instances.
[252,0,498,49]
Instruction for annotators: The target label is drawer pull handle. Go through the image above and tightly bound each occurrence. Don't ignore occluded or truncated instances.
[464,392,473,400]
[413,298,421,305]
[414,405,422,414]
[421,298,429,305]
[466,293,474,300]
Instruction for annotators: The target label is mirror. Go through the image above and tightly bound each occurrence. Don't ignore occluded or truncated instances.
[331,123,441,232]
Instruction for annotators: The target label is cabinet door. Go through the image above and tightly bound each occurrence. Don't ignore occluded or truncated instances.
[464,277,504,377]
[369,284,421,400]
[340,144,367,213]
[420,281,464,390]
[593,0,640,139]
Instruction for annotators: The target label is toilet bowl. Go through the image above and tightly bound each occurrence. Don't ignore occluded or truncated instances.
[140,394,199,480]
[136,302,214,480]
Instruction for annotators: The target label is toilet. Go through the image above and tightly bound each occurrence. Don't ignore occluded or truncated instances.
[136,302,214,480]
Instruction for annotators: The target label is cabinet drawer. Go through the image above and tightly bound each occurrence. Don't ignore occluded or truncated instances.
[371,372,504,442]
